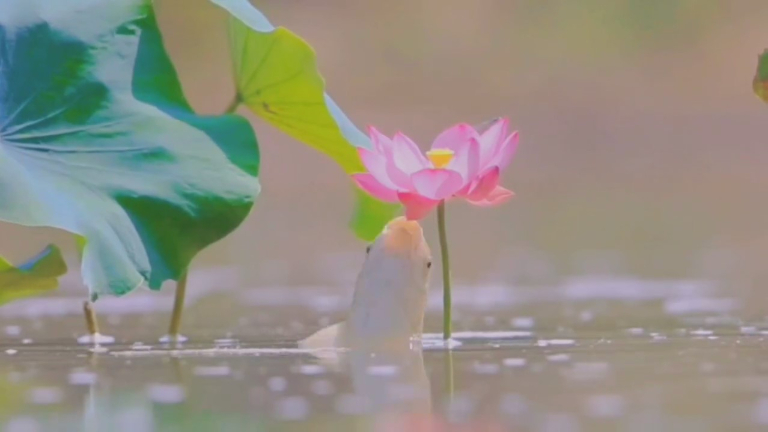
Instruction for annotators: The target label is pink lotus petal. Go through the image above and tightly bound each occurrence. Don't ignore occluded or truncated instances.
[465,167,500,201]
[478,118,509,169]
[411,168,464,200]
[358,148,399,190]
[431,123,479,151]
[448,137,480,183]
[352,173,399,203]
[398,192,440,220]
[467,185,515,207]
[384,158,413,190]
[391,132,429,175]
[489,131,519,170]
[368,126,393,154]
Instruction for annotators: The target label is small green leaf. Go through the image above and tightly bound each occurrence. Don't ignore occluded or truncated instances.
[211,0,400,241]
[754,49,768,103]
[0,245,67,306]
[0,0,260,298]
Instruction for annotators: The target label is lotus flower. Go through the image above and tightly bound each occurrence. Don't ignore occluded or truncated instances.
[351,118,518,220]
[350,117,520,341]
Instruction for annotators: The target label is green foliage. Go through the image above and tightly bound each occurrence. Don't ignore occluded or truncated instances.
[0,0,260,299]
[0,245,66,306]
[212,0,400,241]
[753,49,768,102]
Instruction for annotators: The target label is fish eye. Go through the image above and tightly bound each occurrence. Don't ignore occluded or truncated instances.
[366,245,372,254]
[427,261,432,269]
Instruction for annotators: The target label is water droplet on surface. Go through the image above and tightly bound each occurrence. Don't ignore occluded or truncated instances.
[274,396,310,420]
[5,349,17,355]
[291,364,326,376]
[365,365,400,376]
[540,413,580,432]
[146,384,186,404]
[547,339,576,346]
[268,376,288,392]
[547,353,571,363]
[741,326,759,334]
[472,362,501,374]
[26,387,63,405]
[192,365,231,377]
[585,394,625,418]
[310,379,335,396]
[158,334,188,343]
[68,370,97,386]
[214,338,239,347]
[511,317,535,329]
[335,393,371,415]
[566,362,610,380]
[503,358,527,367]
[77,333,115,345]
[5,416,40,432]
[499,393,528,416]
[690,329,713,336]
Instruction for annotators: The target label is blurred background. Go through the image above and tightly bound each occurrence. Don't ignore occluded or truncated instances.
[5,1,768,430]
[1,0,768,332]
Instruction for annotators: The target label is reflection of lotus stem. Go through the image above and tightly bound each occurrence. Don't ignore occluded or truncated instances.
[445,349,455,399]
[83,300,99,335]
[167,271,188,337]
[437,201,452,340]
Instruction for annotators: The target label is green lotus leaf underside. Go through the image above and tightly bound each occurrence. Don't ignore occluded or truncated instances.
[0,245,67,306]
[0,0,260,299]
[212,0,400,241]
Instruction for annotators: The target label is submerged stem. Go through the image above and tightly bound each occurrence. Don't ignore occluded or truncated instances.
[167,271,188,338]
[83,300,99,335]
[437,201,452,340]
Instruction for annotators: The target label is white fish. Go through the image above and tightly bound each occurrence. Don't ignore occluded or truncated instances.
[299,216,433,351]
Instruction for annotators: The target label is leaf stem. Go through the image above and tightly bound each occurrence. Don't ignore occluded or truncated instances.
[224,94,240,114]
[437,201,452,340]
[167,271,188,337]
[83,300,99,335]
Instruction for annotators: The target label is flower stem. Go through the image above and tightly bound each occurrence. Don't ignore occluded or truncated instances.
[83,300,99,335]
[437,201,452,340]
[167,271,188,338]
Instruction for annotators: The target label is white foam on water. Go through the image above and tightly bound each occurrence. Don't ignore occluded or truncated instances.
[77,333,115,345]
